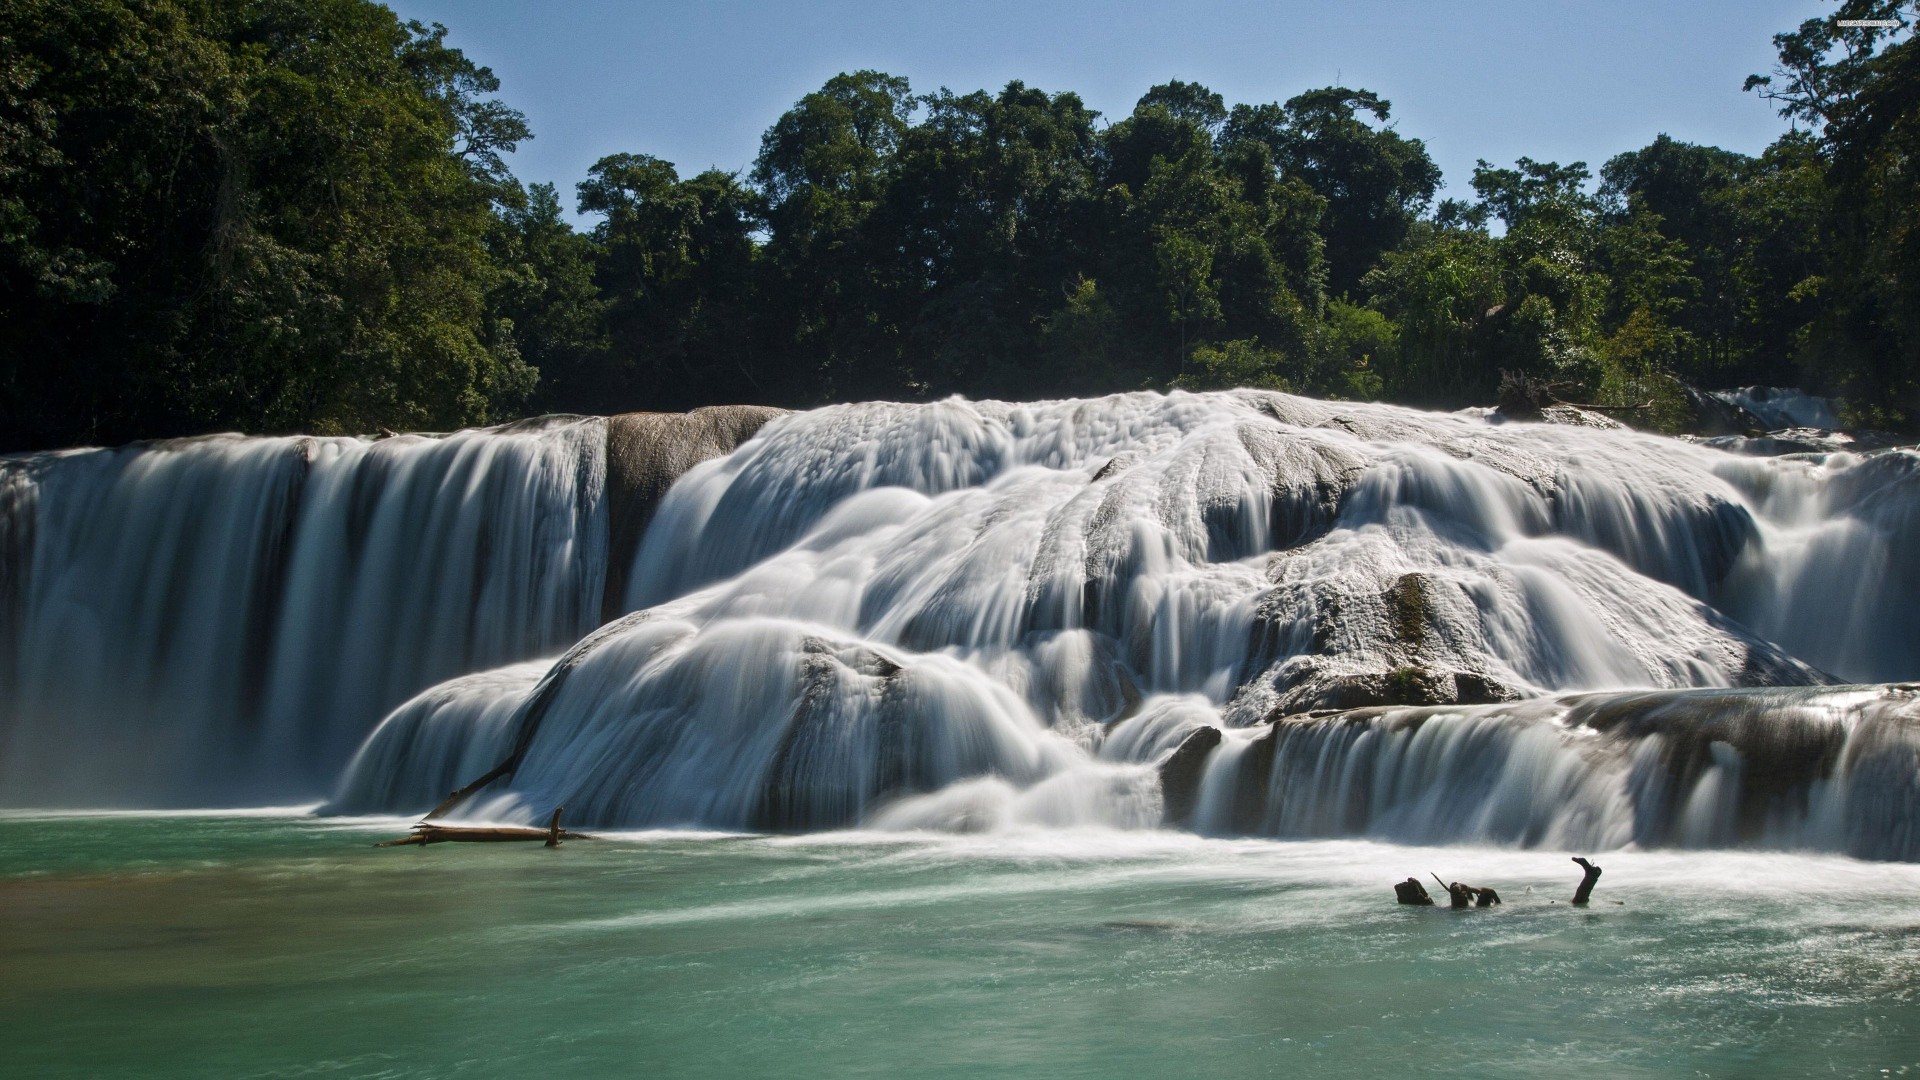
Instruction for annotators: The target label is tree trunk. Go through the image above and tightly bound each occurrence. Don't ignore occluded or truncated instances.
[377,807,593,848]
[1571,857,1602,905]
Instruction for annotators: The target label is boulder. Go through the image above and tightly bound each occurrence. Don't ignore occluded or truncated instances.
[1157,726,1223,827]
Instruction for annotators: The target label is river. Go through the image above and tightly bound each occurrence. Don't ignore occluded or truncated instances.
[3,812,1917,1078]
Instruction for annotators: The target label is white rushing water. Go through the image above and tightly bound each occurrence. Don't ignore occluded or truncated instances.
[1711,385,1842,431]
[0,418,608,803]
[5,391,1918,855]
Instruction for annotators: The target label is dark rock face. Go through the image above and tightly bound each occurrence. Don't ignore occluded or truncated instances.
[1264,664,1520,713]
[1223,724,1280,834]
[1158,726,1223,826]
[601,406,787,620]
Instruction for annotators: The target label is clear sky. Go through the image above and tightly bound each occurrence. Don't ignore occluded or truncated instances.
[388,0,1829,223]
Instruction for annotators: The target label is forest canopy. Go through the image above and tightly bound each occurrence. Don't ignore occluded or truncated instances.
[2,0,1916,451]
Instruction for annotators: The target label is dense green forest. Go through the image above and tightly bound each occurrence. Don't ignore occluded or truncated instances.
[2,0,1915,451]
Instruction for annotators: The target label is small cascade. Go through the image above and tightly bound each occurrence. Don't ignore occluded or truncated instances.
[1173,686,1920,861]
[1711,386,1842,431]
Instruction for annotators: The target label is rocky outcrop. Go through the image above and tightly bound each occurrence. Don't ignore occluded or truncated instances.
[755,637,904,831]
[602,406,787,619]
[1263,664,1520,713]
[1157,726,1222,826]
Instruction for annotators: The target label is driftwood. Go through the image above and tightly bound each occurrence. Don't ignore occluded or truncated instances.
[1428,873,1501,908]
[376,807,594,848]
[1394,877,1435,905]
[1571,857,1602,905]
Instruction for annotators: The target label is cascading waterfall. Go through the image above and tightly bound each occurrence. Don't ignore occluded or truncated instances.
[0,407,780,806]
[5,390,1918,857]
[0,417,610,804]
[1167,685,1920,861]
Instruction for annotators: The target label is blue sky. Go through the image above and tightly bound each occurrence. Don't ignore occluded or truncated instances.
[389,0,1829,224]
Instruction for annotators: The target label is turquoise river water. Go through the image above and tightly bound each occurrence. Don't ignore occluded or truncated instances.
[3,811,1919,1078]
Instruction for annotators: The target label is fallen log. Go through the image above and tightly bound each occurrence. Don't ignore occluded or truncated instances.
[376,807,595,848]
[1552,399,1656,412]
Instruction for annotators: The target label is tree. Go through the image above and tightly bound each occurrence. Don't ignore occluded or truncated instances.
[1599,136,1749,378]
[1173,338,1289,391]
[576,154,761,409]
[0,0,535,450]
[1225,88,1440,298]
[753,70,916,400]
[1364,223,1503,401]
[1096,85,1325,386]
[870,81,1100,396]
[1136,79,1227,134]
[1470,158,1606,390]
[1747,0,1918,425]
[489,182,608,414]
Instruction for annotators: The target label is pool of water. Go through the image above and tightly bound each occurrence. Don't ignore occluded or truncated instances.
[3,812,1919,1078]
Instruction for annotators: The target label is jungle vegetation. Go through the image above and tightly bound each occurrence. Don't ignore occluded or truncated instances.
[2,0,1915,450]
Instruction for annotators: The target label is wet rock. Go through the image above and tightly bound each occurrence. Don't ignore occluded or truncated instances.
[757,638,907,832]
[1536,405,1626,429]
[1271,665,1514,712]
[1387,573,1432,650]
[1225,724,1280,833]
[1451,671,1517,705]
[1234,425,1365,549]
[1394,877,1436,905]
[1158,726,1223,827]
[602,405,788,620]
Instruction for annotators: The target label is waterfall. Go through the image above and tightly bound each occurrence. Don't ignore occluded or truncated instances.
[0,418,609,804]
[0,407,780,806]
[1191,686,1920,862]
[6,390,1918,856]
